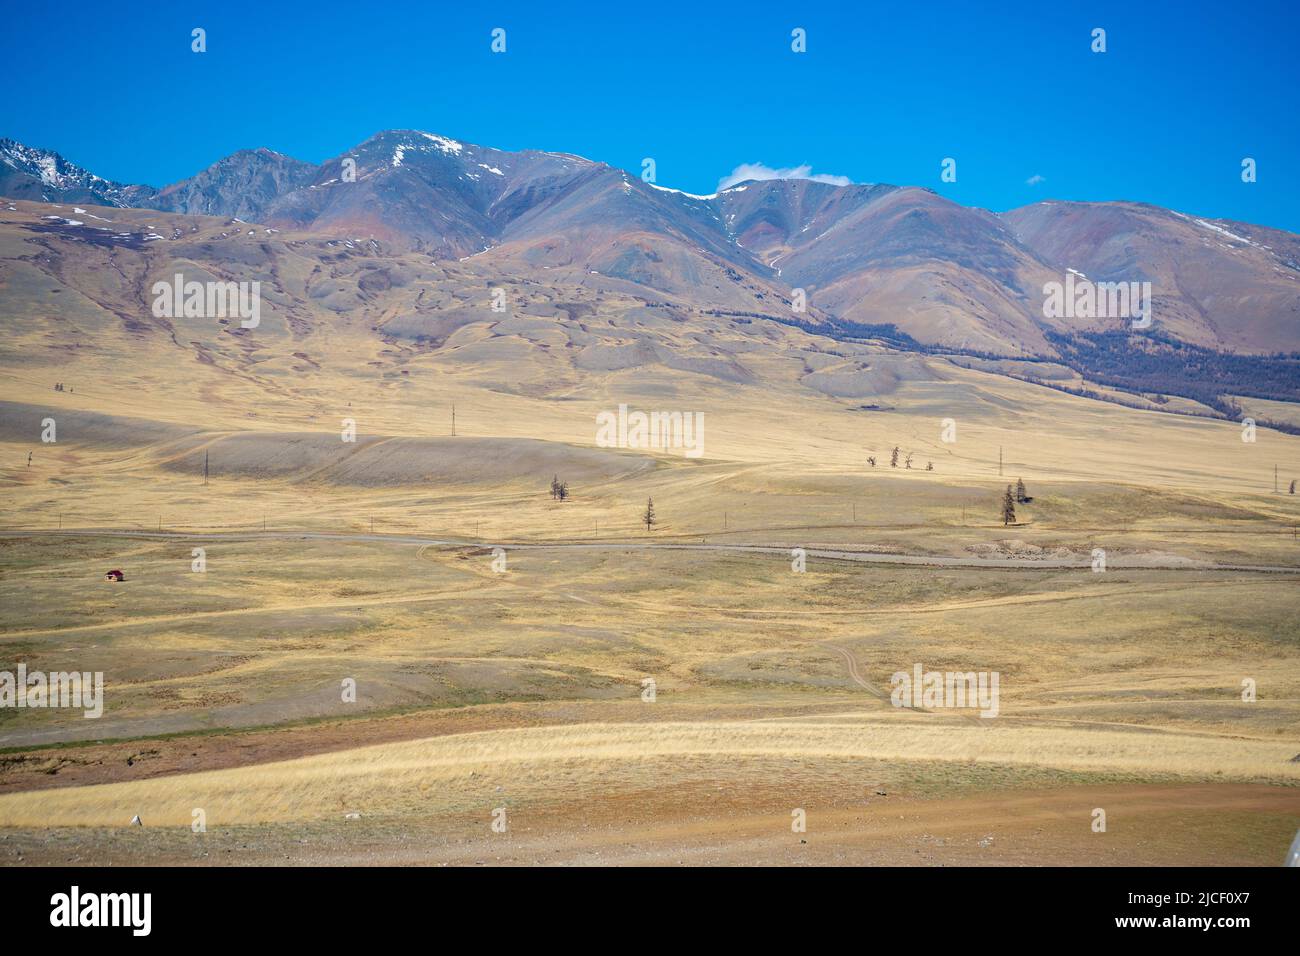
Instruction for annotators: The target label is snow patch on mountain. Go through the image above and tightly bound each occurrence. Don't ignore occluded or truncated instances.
[1,138,148,207]
[1194,218,1255,246]
[421,133,464,155]
[647,182,716,201]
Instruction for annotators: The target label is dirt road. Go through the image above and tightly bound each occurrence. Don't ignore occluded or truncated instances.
[4,528,1297,573]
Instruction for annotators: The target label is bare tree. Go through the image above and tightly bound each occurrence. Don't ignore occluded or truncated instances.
[557,482,569,501]
[905,452,914,469]
[890,446,900,468]
[925,461,933,471]
[1002,485,1016,526]
[867,456,876,468]
[642,497,656,532]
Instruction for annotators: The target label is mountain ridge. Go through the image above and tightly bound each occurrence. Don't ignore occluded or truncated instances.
[3,131,1297,358]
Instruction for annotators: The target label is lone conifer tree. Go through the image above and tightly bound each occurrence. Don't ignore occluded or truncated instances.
[1290,479,1296,495]
[1015,477,1027,503]
[642,497,656,532]
[550,475,561,500]
[1002,485,1016,526]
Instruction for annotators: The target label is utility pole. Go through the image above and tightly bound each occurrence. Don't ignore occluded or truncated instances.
[724,512,727,531]
[451,403,456,437]
[204,449,209,485]
[852,502,856,523]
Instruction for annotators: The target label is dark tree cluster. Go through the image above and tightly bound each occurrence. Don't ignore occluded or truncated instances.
[1042,331,1300,417]
[876,447,931,471]
[771,314,926,351]
[777,316,1300,435]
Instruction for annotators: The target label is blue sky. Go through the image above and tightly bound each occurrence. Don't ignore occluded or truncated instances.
[7,0,1299,230]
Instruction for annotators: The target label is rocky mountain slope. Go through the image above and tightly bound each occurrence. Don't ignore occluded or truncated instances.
[3,131,1298,359]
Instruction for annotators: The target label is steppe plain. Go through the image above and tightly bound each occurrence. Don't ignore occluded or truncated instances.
[0,200,1297,865]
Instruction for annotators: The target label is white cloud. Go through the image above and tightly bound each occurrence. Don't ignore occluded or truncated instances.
[718,162,852,191]
[1026,174,1046,186]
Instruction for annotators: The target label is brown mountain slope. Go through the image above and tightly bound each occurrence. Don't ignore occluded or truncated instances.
[1003,201,1300,353]
[716,183,1060,356]
[5,131,1300,358]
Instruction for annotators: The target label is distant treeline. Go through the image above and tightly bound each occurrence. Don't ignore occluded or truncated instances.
[1042,331,1300,410]
[709,309,1300,431]
[765,314,927,351]
[781,313,1300,433]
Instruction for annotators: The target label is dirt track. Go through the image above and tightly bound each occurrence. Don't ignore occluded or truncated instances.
[4,528,1297,573]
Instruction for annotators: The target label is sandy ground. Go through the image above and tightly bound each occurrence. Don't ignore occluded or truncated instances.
[2,782,1295,866]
